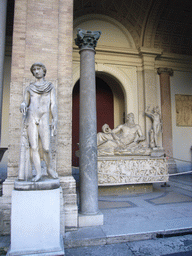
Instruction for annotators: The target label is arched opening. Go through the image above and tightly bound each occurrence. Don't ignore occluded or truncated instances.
[72,75,125,167]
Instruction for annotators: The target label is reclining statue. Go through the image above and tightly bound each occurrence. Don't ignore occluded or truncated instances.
[97,113,151,156]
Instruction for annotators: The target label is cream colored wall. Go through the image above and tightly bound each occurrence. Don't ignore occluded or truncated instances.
[0,56,11,179]
[171,71,192,172]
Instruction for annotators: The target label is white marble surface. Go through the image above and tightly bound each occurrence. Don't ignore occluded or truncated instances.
[7,188,64,255]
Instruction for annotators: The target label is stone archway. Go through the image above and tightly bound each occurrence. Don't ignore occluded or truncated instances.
[72,75,125,167]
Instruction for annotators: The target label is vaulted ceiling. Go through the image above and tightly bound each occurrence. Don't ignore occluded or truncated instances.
[6,0,192,55]
[74,0,192,55]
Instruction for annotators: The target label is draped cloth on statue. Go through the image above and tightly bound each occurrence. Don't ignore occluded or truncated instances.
[29,81,53,94]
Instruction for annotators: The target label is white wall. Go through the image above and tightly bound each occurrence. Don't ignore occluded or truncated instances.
[171,71,192,172]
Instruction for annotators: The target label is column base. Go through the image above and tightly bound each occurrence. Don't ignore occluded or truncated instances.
[168,158,177,174]
[78,211,104,227]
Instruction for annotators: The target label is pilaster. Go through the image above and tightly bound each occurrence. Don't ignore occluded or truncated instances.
[139,47,162,143]
[157,67,174,158]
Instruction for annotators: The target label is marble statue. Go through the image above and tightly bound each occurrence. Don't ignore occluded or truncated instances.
[145,106,162,148]
[97,113,151,155]
[19,62,58,182]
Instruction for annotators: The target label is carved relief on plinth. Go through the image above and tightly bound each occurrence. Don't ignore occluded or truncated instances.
[98,156,168,185]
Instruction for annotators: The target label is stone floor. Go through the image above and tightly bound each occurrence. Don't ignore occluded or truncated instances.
[64,235,192,256]
[1,174,192,255]
[65,174,192,249]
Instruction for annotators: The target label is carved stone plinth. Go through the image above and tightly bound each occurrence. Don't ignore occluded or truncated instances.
[98,156,168,186]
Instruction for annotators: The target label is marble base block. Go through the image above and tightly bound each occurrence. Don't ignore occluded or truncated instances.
[7,188,64,256]
[78,211,104,227]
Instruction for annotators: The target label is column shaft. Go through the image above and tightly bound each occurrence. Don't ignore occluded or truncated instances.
[158,68,173,157]
[75,29,101,215]
[0,0,7,144]
[79,48,98,214]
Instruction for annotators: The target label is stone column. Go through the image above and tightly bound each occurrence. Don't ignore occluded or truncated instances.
[75,29,103,226]
[157,68,174,157]
[0,0,7,144]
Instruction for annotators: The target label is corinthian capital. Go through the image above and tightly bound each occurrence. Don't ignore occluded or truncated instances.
[75,29,101,50]
[157,68,173,76]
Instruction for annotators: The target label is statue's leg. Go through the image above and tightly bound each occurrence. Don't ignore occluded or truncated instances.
[154,126,158,147]
[28,123,42,182]
[39,118,58,179]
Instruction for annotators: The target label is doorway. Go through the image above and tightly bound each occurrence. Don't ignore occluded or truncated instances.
[72,77,114,166]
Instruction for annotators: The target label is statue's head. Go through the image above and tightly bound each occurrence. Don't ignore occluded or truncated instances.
[30,62,47,77]
[153,106,160,114]
[102,124,111,133]
[126,112,134,123]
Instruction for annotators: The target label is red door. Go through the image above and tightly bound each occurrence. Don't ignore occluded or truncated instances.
[72,77,114,166]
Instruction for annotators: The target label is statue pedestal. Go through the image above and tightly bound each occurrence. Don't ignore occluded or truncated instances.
[7,187,64,256]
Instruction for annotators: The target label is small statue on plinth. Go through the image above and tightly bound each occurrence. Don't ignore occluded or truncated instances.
[145,106,162,148]
[18,62,58,184]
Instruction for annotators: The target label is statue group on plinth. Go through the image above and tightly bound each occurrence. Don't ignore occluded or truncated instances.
[97,109,163,156]
[18,62,58,184]
[97,109,167,186]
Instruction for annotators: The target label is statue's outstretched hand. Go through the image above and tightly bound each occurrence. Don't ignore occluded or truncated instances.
[20,102,27,115]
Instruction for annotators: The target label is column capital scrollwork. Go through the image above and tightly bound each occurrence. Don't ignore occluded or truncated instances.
[75,28,101,51]
[157,68,173,76]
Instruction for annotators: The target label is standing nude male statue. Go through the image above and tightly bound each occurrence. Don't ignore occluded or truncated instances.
[145,106,162,148]
[19,62,58,182]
